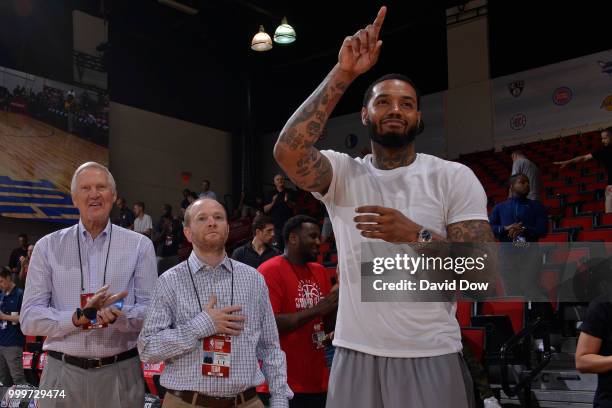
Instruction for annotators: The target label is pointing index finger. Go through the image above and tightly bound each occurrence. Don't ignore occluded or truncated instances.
[371,6,387,37]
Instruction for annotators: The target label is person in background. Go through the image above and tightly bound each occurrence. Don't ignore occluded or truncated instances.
[133,201,153,238]
[232,214,279,269]
[554,127,612,213]
[258,215,338,408]
[7,234,28,276]
[17,244,34,289]
[264,175,295,251]
[116,197,135,229]
[0,267,26,386]
[199,179,218,201]
[511,150,541,201]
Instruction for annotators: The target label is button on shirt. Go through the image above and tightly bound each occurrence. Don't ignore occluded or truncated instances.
[138,252,292,408]
[20,220,157,358]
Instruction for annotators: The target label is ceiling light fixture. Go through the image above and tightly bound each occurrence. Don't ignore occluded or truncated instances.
[274,17,296,44]
[251,25,273,51]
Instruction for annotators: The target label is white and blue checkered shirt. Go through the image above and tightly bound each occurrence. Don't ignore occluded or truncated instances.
[138,252,292,408]
[20,219,157,358]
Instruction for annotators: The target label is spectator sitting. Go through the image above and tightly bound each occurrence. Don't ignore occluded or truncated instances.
[133,201,153,238]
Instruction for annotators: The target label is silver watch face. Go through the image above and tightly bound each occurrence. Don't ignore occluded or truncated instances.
[419,229,432,242]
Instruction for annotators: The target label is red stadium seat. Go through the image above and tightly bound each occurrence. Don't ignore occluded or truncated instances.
[456,301,474,328]
[602,214,612,226]
[461,327,486,362]
[481,297,525,334]
[547,247,590,264]
[559,216,593,230]
[539,232,569,242]
[577,229,612,242]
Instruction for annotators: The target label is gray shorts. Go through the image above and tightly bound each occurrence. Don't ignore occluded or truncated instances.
[326,348,474,408]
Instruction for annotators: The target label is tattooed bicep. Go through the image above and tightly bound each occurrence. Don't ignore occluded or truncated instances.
[446,220,494,243]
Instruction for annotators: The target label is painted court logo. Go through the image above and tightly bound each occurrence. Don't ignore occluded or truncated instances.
[510,113,527,130]
[553,87,572,105]
[508,80,525,97]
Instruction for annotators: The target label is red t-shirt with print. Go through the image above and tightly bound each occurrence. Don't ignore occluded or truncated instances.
[257,255,331,393]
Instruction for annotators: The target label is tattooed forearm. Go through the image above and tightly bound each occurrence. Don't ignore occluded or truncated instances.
[274,65,357,193]
[446,220,498,289]
[447,220,495,243]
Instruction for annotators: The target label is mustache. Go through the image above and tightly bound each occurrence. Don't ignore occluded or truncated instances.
[367,119,419,148]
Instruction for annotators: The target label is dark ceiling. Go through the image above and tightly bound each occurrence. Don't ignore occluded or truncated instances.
[1,1,609,135]
[108,0,457,133]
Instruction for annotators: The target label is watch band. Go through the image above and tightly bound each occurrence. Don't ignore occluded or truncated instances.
[75,308,83,321]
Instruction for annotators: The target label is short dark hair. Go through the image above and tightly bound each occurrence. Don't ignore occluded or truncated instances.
[0,267,12,279]
[512,150,525,157]
[362,73,421,109]
[602,127,612,135]
[134,201,145,211]
[509,173,528,186]
[282,215,319,245]
[18,233,28,240]
[252,214,274,234]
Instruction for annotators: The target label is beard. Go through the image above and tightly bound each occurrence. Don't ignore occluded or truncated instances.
[300,247,318,263]
[367,119,419,148]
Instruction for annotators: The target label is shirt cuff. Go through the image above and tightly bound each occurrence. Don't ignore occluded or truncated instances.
[188,312,216,339]
[59,310,81,335]
[269,395,290,408]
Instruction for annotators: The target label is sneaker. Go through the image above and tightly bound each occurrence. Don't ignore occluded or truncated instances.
[483,396,502,408]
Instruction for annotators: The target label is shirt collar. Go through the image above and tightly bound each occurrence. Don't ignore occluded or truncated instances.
[249,241,271,254]
[78,219,112,240]
[188,251,232,274]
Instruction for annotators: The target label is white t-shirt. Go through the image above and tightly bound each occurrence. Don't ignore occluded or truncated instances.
[134,214,153,234]
[313,151,488,358]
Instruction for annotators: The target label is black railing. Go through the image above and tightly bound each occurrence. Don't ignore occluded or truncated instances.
[500,317,553,406]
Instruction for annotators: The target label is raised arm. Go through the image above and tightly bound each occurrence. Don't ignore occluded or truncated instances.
[273,6,386,194]
[553,153,593,169]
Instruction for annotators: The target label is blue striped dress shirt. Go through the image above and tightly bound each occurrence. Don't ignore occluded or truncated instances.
[20,219,157,358]
[138,252,292,408]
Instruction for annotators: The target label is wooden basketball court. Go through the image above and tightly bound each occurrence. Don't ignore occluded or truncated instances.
[0,111,108,222]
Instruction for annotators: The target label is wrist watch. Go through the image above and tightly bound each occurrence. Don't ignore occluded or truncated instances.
[75,308,83,321]
[417,228,433,243]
